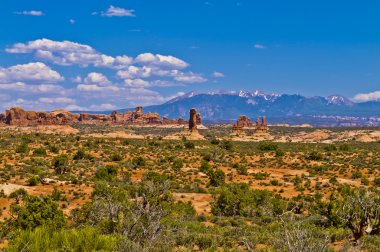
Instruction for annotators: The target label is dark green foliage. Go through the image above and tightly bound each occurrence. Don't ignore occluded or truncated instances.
[73,148,86,160]
[352,170,362,179]
[258,142,278,151]
[132,156,146,168]
[16,143,29,154]
[208,169,226,187]
[374,178,380,187]
[324,144,337,152]
[110,153,123,161]
[52,154,70,174]
[95,165,118,181]
[219,140,233,151]
[275,148,285,157]
[339,144,351,151]
[172,158,184,171]
[212,183,286,217]
[49,145,59,153]
[232,163,248,175]
[199,160,212,173]
[33,148,47,156]
[27,176,39,186]
[10,196,66,230]
[184,141,195,149]
[210,138,220,145]
[317,187,380,241]
[307,151,323,161]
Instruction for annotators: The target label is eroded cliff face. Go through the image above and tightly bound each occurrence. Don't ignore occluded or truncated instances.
[1,107,80,126]
[0,106,195,126]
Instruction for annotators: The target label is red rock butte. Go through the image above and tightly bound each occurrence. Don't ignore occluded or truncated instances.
[0,107,197,127]
[232,115,269,135]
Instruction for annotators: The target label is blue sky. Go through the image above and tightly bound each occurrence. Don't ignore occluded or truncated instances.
[1,0,380,111]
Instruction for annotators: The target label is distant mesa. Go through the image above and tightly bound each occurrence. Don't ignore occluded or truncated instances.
[0,106,192,127]
[232,115,269,136]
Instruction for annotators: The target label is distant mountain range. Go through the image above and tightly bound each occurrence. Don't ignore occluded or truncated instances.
[76,90,380,125]
[134,91,380,119]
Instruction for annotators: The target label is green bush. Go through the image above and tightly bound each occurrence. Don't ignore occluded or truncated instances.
[16,143,29,154]
[208,169,226,187]
[211,183,286,217]
[27,176,39,186]
[258,142,278,151]
[7,226,117,252]
[52,154,70,174]
[184,141,195,149]
[132,156,146,168]
[10,196,66,230]
[220,140,233,151]
[307,151,323,161]
[95,165,118,181]
[33,148,47,156]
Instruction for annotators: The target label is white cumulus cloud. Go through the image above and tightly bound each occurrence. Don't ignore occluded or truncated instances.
[135,53,188,69]
[353,91,380,102]
[84,72,111,86]
[0,62,63,83]
[6,39,133,69]
[101,6,136,17]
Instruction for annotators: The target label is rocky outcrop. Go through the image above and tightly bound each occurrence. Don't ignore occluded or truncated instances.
[189,108,198,132]
[232,115,269,135]
[255,116,269,134]
[0,106,186,127]
[2,107,81,126]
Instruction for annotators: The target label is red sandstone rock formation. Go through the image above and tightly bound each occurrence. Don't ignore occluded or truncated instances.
[0,106,185,127]
[236,115,253,127]
[232,115,269,135]
[189,108,198,132]
[255,116,269,134]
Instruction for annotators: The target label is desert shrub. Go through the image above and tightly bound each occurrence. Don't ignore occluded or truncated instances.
[210,138,220,145]
[374,178,380,187]
[27,176,39,186]
[324,145,337,152]
[33,148,47,156]
[7,226,117,252]
[232,163,248,175]
[172,158,184,171]
[252,172,269,180]
[73,148,86,160]
[51,186,62,201]
[320,187,380,241]
[212,183,286,217]
[273,221,331,252]
[52,154,70,174]
[95,165,118,181]
[351,170,362,179]
[220,140,233,151]
[10,195,66,230]
[275,148,285,157]
[132,156,146,168]
[339,144,350,151]
[49,145,59,153]
[258,142,278,151]
[199,160,212,173]
[307,151,323,161]
[184,141,195,149]
[16,143,29,154]
[110,153,123,161]
[208,169,226,187]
